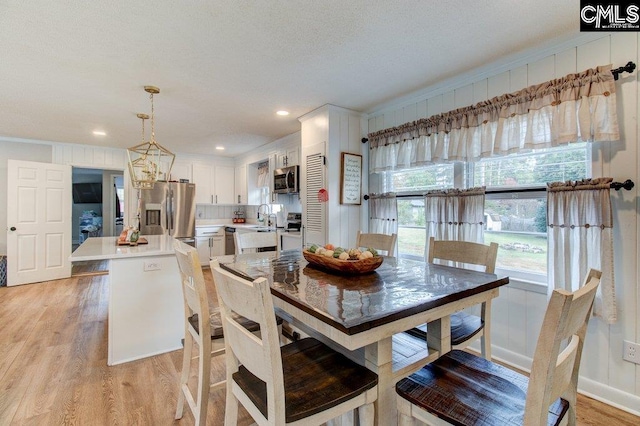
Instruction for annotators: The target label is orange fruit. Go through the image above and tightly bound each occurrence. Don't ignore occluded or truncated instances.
[325,243,335,250]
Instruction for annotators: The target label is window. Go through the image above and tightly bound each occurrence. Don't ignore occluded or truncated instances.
[386,164,454,193]
[386,164,454,260]
[473,143,589,282]
[472,143,589,188]
[384,144,590,283]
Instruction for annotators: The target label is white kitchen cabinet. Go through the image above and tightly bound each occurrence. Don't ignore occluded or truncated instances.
[268,153,278,203]
[196,226,225,266]
[168,160,192,182]
[192,163,213,204]
[214,165,234,204]
[192,163,235,204]
[235,165,247,204]
[276,147,299,168]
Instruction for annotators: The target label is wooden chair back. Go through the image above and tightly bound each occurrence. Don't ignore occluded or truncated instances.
[211,262,286,422]
[396,269,602,425]
[235,231,280,255]
[174,241,210,343]
[174,241,215,425]
[356,230,397,256]
[428,237,498,273]
[524,269,601,424]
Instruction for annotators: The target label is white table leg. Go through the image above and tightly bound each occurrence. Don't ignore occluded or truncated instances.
[426,316,451,357]
[364,337,393,426]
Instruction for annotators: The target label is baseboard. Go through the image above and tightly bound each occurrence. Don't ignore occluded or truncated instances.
[578,376,640,417]
[491,346,640,417]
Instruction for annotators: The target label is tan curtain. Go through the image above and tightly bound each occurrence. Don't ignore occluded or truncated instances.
[257,161,269,188]
[547,178,616,323]
[424,186,486,247]
[369,65,619,172]
[368,192,397,236]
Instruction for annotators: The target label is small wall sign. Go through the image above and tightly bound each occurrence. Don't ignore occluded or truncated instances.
[340,152,362,205]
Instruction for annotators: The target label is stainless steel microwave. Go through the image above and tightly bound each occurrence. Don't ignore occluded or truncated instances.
[273,165,299,194]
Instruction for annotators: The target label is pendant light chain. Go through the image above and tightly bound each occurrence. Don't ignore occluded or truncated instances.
[150,92,155,143]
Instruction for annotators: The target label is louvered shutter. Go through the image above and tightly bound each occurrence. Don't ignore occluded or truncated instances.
[304,143,326,246]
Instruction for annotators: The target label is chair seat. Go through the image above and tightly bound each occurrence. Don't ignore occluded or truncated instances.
[232,337,378,423]
[404,311,484,345]
[188,310,283,340]
[396,350,569,426]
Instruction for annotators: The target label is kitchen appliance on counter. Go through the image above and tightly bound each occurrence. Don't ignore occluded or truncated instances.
[285,212,302,233]
[273,165,299,194]
[139,182,196,247]
[233,209,246,223]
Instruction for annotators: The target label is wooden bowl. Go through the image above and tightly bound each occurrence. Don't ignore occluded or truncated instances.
[302,249,383,275]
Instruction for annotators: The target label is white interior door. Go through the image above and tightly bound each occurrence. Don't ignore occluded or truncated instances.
[7,160,72,286]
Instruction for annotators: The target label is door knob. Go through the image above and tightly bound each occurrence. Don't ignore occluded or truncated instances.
[9,227,16,231]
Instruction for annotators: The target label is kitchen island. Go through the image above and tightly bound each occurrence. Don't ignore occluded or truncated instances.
[70,235,183,365]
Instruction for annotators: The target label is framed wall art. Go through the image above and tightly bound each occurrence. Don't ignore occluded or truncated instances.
[340,152,362,205]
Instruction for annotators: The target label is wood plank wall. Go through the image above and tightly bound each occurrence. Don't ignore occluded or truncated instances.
[366,33,640,412]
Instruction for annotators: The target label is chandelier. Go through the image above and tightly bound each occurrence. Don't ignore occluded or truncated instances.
[127,86,175,189]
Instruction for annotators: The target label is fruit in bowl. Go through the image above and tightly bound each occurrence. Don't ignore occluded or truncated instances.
[304,243,383,275]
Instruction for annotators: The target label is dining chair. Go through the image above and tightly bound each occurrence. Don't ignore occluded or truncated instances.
[235,231,280,255]
[173,241,279,425]
[356,230,397,256]
[396,268,602,426]
[210,259,379,425]
[405,237,499,360]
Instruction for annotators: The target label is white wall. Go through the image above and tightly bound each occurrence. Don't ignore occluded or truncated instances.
[0,139,52,254]
[367,33,640,413]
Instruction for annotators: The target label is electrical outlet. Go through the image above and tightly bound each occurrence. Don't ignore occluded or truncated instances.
[623,340,640,364]
[143,261,161,272]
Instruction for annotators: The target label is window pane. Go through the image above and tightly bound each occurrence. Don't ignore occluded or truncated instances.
[397,199,426,258]
[474,144,588,188]
[484,197,547,274]
[387,164,454,193]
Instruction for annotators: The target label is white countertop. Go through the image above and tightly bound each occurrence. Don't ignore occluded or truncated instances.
[70,235,177,261]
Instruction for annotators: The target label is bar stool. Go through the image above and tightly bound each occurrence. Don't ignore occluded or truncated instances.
[174,241,280,425]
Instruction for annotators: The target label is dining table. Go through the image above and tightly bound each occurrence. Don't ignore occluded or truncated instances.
[218,250,509,426]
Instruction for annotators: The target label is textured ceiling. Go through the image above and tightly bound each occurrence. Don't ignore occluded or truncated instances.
[0,1,580,157]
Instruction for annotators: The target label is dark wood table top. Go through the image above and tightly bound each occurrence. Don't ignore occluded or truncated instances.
[220,250,509,336]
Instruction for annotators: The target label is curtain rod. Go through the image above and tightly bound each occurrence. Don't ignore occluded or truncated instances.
[362,179,635,200]
[612,61,636,80]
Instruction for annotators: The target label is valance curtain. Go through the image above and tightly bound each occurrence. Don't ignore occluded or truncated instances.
[257,161,269,188]
[369,65,619,173]
[368,192,397,237]
[424,187,486,255]
[547,178,616,323]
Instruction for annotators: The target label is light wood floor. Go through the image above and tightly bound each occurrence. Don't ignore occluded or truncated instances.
[0,273,638,425]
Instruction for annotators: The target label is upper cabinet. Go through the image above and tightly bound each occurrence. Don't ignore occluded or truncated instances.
[214,166,235,204]
[192,163,235,204]
[235,165,247,204]
[276,147,299,169]
[168,160,192,182]
[192,164,213,204]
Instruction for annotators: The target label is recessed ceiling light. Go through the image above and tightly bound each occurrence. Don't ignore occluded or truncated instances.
[276,110,290,116]
[215,146,225,150]
[93,130,106,136]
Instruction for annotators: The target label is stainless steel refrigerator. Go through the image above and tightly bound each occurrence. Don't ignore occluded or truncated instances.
[139,182,196,246]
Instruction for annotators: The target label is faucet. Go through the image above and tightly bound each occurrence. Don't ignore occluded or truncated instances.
[267,213,277,229]
[257,204,271,224]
